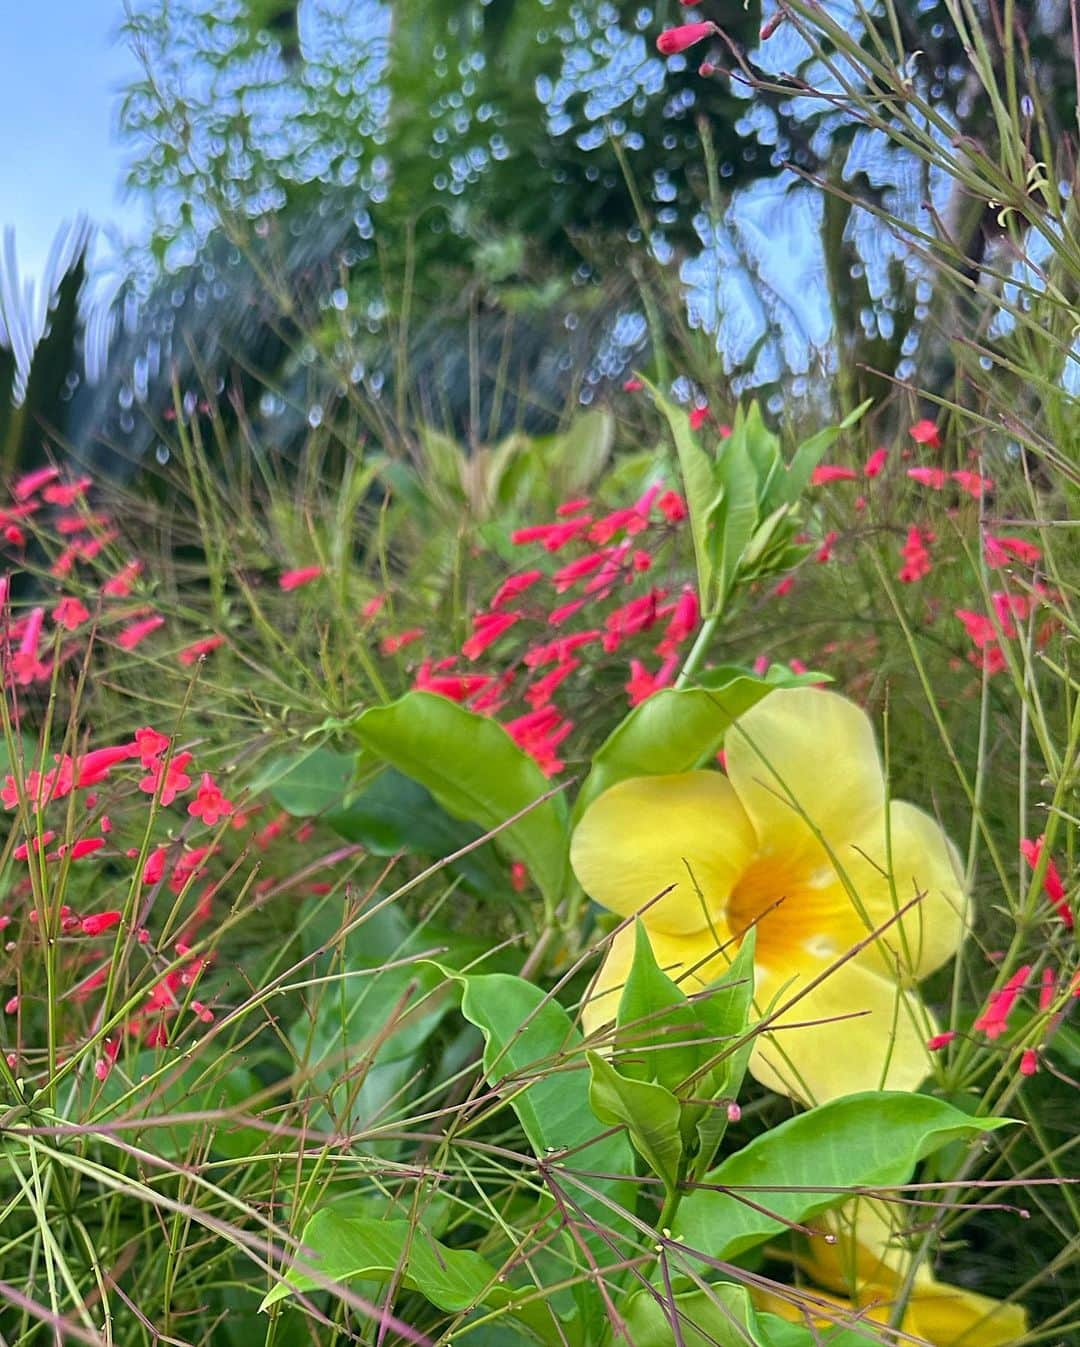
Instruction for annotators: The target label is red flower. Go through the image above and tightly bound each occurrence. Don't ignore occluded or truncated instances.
[505,706,572,776]
[139,751,193,806]
[13,466,60,501]
[984,533,1041,567]
[1019,1048,1038,1077]
[951,469,993,498]
[548,597,588,626]
[462,610,521,659]
[955,608,996,649]
[555,498,591,517]
[117,615,164,650]
[772,575,795,599]
[511,518,592,551]
[688,405,710,431]
[907,467,947,489]
[525,660,578,709]
[142,847,168,885]
[76,745,133,787]
[622,378,643,392]
[510,861,529,892]
[602,590,665,652]
[82,910,122,936]
[1020,835,1072,927]
[553,550,609,592]
[657,490,687,522]
[863,447,888,478]
[415,661,492,703]
[815,530,839,564]
[657,21,716,55]
[133,726,170,766]
[625,654,679,707]
[490,570,543,609]
[42,476,91,506]
[102,560,142,597]
[973,965,1030,1039]
[898,525,932,583]
[381,627,424,655]
[811,464,858,485]
[179,635,225,665]
[657,586,699,655]
[69,837,106,860]
[909,419,942,449]
[188,773,234,826]
[279,565,324,591]
[51,596,90,630]
[9,606,48,685]
[361,593,386,621]
[926,1031,957,1051]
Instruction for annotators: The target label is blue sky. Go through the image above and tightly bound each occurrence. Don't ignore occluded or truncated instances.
[0,2,140,288]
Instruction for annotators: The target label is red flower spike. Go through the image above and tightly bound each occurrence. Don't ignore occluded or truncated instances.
[811,464,858,485]
[984,533,1041,568]
[10,606,48,685]
[898,525,932,583]
[279,565,324,591]
[553,550,610,592]
[1020,835,1072,927]
[951,469,993,498]
[909,419,943,449]
[511,518,592,551]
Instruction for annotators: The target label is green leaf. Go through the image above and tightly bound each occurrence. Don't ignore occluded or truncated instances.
[651,386,717,612]
[543,408,614,494]
[573,666,782,823]
[707,432,760,613]
[677,1093,1014,1263]
[616,921,704,1093]
[267,745,356,816]
[327,766,507,894]
[588,1051,684,1192]
[352,692,569,906]
[261,1212,558,1342]
[690,930,757,1178]
[776,399,873,507]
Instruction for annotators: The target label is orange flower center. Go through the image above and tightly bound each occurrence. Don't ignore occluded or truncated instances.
[726,850,854,966]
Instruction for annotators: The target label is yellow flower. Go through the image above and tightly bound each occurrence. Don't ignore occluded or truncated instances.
[755,1199,1027,1346]
[570,687,967,1103]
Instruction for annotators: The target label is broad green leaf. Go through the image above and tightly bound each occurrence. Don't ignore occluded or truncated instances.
[573,666,782,823]
[708,432,760,612]
[588,1050,683,1192]
[677,1093,1014,1263]
[651,385,717,612]
[352,692,569,905]
[616,921,704,1093]
[267,745,356,816]
[616,1281,880,1347]
[544,408,614,494]
[327,766,507,894]
[691,930,757,1178]
[261,1212,559,1342]
[776,399,872,507]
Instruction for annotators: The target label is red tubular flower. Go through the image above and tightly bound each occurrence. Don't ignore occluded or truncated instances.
[14,832,57,859]
[772,575,795,599]
[602,590,664,652]
[511,518,592,551]
[415,661,492,703]
[1039,968,1056,1012]
[898,525,932,583]
[51,596,90,630]
[556,497,591,517]
[553,550,610,592]
[955,608,997,649]
[102,560,142,597]
[189,772,234,825]
[179,635,225,665]
[43,476,91,506]
[811,464,858,485]
[510,861,529,892]
[462,610,521,659]
[622,378,643,392]
[864,447,888,478]
[1019,1048,1038,1076]
[76,745,134,787]
[657,586,699,655]
[657,489,687,522]
[973,964,1031,1039]
[909,419,942,449]
[142,847,168,885]
[927,1030,957,1051]
[279,565,324,591]
[381,627,424,655]
[133,726,170,766]
[688,405,710,430]
[82,910,122,936]
[907,467,947,489]
[505,706,573,776]
[815,530,839,564]
[69,837,106,860]
[361,593,386,621]
[951,469,993,498]
[1020,835,1072,927]
[524,659,578,709]
[490,570,544,609]
[13,466,60,501]
[548,598,588,626]
[984,533,1041,567]
[657,22,715,55]
[10,606,48,685]
[117,615,165,650]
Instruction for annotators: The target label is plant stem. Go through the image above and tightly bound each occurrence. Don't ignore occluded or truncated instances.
[675,612,720,688]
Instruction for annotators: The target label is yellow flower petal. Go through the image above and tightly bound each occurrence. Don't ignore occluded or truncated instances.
[581,922,734,1036]
[725,688,884,859]
[843,801,968,980]
[905,1285,1028,1346]
[751,957,936,1104]
[570,772,755,936]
